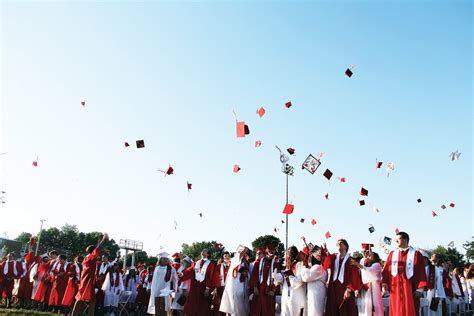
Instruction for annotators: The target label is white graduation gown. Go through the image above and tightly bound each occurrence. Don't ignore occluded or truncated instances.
[301,264,327,316]
[102,272,125,307]
[171,264,191,311]
[124,274,140,303]
[29,263,42,300]
[147,265,177,314]
[357,262,384,316]
[219,257,250,315]
[428,266,447,316]
[274,261,307,316]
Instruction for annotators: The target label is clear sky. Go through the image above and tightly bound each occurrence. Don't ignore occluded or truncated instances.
[0,0,472,258]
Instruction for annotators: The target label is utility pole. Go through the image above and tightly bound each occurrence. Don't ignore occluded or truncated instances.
[35,219,46,256]
[276,146,294,251]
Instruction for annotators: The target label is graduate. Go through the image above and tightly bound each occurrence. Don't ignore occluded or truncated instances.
[147,252,178,316]
[212,251,231,314]
[102,262,124,314]
[48,254,70,311]
[0,252,23,308]
[301,244,328,316]
[123,267,140,303]
[382,232,427,316]
[62,255,84,309]
[172,256,193,314]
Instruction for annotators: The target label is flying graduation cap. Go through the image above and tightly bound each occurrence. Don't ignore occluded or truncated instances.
[325,231,332,239]
[338,177,346,183]
[300,218,305,223]
[187,182,192,191]
[32,156,39,167]
[80,100,86,107]
[124,142,130,147]
[233,164,241,173]
[136,140,145,148]
[198,212,203,218]
[236,121,250,137]
[361,243,374,251]
[368,225,375,233]
[158,165,174,176]
[376,159,383,169]
[440,204,447,210]
[323,169,333,181]
[417,198,422,203]
[302,154,321,174]
[383,237,392,245]
[255,140,262,148]
[285,101,292,108]
[256,107,266,118]
[311,218,317,225]
[432,211,438,217]
[449,203,455,208]
[359,200,366,206]
[449,150,461,161]
[360,187,368,196]
[324,193,329,200]
[386,162,395,177]
[345,68,354,78]
[282,203,294,215]
[287,148,296,155]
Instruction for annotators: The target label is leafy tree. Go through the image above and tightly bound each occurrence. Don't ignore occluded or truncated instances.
[181,241,224,262]
[431,245,466,268]
[352,250,363,261]
[463,240,474,262]
[251,235,284,260]
[14,232,32,244]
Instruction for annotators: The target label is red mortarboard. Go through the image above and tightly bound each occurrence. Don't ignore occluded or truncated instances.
[324,193,329,200]
[300,218,305,223]
[323,169,333,181]
[311,218,317,225]
[165,165,174,176]
[361,243,374,251]
[360,187,368,196]
[417,198,422,203]
[256,107,266,118]
[187,182,192,191]
[80,100,86,107]
[345,68,353,78]
[124,142,130,147]
[136,140,145,148]
[233,164,241,173]
[255,140,262,148]
[325,231,331,239]
[282,203,294,215]
[432,211,438,217]
[287,148,296,155]
[339,177,346,183]
[376,160,383,169]
[236,121,250,138]
[359,200,365,206]
[449,203,455,208]
[285,101,292,108]
[32,161,38,167]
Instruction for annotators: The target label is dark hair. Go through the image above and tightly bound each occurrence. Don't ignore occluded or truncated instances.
[397,232,410,243]
[285,246,299,270]
[49,250,58,256]
[222,251,230,259]
[371,252,381,264]
[337,239,349,252]
[86,245,95,254]
[467,264,474,279]
[59,254,67,260]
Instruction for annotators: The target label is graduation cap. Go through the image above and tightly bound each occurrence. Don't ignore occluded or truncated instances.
[359,200,365,206]
[361,243,374,251]
[236,121,250,138]
[345,68,353,78]
[325,231,331,239]
[376,159,383,169]
[311,218,317,225]
[80,100,86,107]
[323,169,333,181]
[432,211,438,217]
[282,203,294,215]
[136,140,145,148]
[255,140,262,148]
[383,237,392,245]
[360,187,368,196]
[187,182,192,191]
[338,177,346,183]
[373,206,380,213]
[32,156,39,167]
[300,218,305,223]
[124,142,130,147]
[324,193,329,200]
[368,225,375,233]
[256,106,266,118]
[440,204,447,210]
[302,154,321,174]
[198,213,203,218]
[449,203,455,208]
[417,198,422,203]
[287,148,296,155]
[233,164,241,173]
[285,101,292,108]
[158,165,174,176]
[274,227,278,233]
[450,150,461,161]
[386,162,395,177]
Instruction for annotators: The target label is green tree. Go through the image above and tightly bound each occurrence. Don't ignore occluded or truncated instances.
[14,232,32,244]
[352,250,363,261]
[251,235,284,260]
[431,245,465,268]
[181,241,224,262]
[463,240,474,262]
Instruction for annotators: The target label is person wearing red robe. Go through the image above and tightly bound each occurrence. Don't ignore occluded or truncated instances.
[72,233,108,316]
[326,239,362,316]
[0,252,23,308]
[382,232,427,316]
[136,265,153,310]
[49,254,70,311]
[211,251,231,314]
[16,239,38,308]
[181,249,216,316]
[249,244,280,316]
[62,255,84,309]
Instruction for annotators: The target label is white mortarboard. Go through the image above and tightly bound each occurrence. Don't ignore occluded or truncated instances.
[158,252,170,259]
[183,256,192,264]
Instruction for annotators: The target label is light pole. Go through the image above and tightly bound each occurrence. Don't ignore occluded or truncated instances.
[35,219,46,256]
[276,146,294,251]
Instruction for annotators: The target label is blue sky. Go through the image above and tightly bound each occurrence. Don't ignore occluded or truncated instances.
[1,1,472,258]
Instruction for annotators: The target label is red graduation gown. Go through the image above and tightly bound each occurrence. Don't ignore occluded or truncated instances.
[249,257,280,316]
[0,260,23,299]
[182,259,216,316]
[62,263,81,307]
[326,254,362,316]
[382,249,427,316]
[76,247,101,302]
[49,262,69,306]
[17,252,37,299]
[33,261,53,303]
[211,263,230,311]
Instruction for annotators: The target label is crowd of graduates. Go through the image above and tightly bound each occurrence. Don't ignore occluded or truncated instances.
[0,232,473,316]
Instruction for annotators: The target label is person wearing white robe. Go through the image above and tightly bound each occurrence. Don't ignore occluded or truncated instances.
[123,267,140,303]
[171,256,193,313]
[351,251,384,316]
[301,245,327,316]
[102,263,124,311]
[274,246,306,316]
[219,245,250,315]
[29,254,49,300]
[147,252,178,315]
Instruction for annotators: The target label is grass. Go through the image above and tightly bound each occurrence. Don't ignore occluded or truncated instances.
[0,308,56,315]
